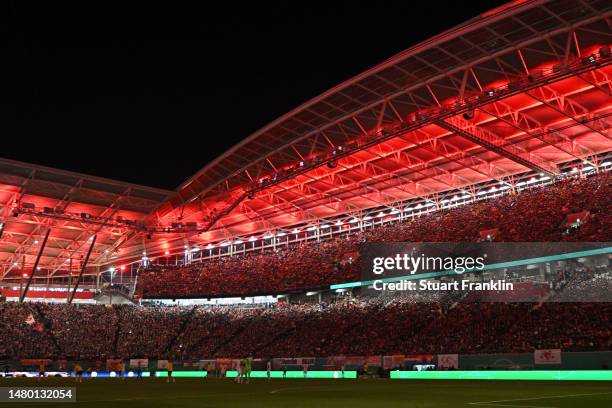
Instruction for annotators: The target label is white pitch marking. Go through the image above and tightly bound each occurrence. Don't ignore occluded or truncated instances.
[270,385,345,395]
[270,386,318,394]
[468,391,612,407]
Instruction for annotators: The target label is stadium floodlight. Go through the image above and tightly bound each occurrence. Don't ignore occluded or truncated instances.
[263,233,274,239]
[292,228,300,234]
[233,240,243,245]
[109,266,116,273]
[164,250,170,255]
[363,215,372,220]
[206,244,214,249]
[602,161,611,167]
[190,247,200,252]
[376,212,385,217]
[306,291,318,296]
[415,203,422,209]
[320,224,330,229]
[22,273,28,278]
[248,236,256,242]
[220,241,230,247]
[335,221,343,226]
[390,208,400,214]
[276,232,286,237]
[540,176,551,181]
[582,166,593,171]
[349,218,359,223]
[403,207,412,212]
[306,226,317,231]
[516,181,526,186]
[34,240,39,244]
[36,267,41,271]
[13,262,18,266]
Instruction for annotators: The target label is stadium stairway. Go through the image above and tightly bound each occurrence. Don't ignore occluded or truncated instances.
[209,317,252,357]
[581,171,610,220]
[112,306,122,356]
[252,326,296,357]
[33,304,62,356]
[218,312,283,356]
[164,306,198,356]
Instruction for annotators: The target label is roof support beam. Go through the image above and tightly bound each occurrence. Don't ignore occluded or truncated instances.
[480,100,591,160]
[3,176,85,273]
[56,187,133,272]
[436,116,559,176]
[526,86,612,142]
[578,69,612,97]
[19,229,50,303]
[67,234,96,304]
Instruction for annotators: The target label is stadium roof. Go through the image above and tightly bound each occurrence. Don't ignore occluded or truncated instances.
[0,158,172,279]
[1,0,611,280]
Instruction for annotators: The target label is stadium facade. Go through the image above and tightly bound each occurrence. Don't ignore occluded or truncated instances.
[0,0,610,300]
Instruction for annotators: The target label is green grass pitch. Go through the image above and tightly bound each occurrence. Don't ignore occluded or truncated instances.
[2,377,611,407]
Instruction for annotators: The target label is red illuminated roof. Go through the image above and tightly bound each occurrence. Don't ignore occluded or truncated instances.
[1,0,611,280]
[0,158,171,279]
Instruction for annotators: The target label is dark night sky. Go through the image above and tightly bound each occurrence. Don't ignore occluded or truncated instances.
[2,1,508,190]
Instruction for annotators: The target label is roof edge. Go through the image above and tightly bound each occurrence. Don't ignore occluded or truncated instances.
[0,157,174,197]
[175,0,544,192]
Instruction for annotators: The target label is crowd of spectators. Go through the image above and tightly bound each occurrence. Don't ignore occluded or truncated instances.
[0,303,56,358]
[1,290,611,360]
[137,173,611,298]
[1,173,610,361]
[551,265,612,302]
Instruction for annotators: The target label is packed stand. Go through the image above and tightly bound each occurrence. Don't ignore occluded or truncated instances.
[1,296,611,360]
[137,173,611,298]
